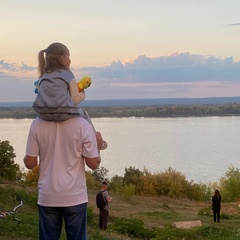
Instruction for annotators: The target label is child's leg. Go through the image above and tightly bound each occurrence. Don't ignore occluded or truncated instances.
[79,108,107,150]
[78,108,96,131]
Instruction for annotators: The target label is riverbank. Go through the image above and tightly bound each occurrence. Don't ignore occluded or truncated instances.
[1,103,240,119]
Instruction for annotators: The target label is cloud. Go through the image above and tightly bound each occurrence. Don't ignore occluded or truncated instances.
[77,52,240,84]
[0,74,36,102]
[0,60,36,102]
[73,52,240,99]
[0,60,35,72]
[228,23,240,26]
[1,52,240,101]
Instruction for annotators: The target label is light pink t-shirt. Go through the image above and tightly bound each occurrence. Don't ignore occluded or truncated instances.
[26,117,98,207]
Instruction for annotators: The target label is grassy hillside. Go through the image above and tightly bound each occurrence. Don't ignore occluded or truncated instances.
[1,184,240,240]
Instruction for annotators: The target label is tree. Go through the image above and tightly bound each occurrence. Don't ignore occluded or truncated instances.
[0,140,20,181]
[24,165,39,186]
[220,166,240,202]
[92,166,109,183]
[123,166,144,185]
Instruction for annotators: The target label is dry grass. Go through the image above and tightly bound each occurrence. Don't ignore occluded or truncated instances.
[88,190,207,225]
[88,189,240,230]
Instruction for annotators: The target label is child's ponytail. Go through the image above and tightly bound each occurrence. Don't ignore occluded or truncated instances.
[38,49,47,77]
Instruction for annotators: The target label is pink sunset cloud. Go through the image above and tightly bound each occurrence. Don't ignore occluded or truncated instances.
[1,52,240,101]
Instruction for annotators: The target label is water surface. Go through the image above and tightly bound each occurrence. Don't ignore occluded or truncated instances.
[1,116,240,183]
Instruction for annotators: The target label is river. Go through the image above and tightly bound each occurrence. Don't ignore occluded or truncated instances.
[0,116,240,183]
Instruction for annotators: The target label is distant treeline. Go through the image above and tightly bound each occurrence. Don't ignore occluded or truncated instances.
[1,103,240,119]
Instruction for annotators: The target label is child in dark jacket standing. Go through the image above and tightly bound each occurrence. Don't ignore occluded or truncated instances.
[97,181,112,230]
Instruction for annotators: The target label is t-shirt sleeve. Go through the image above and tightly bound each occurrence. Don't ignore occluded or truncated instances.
[26,120,40,157]
[102,191,111,200]
[81,123,99,158]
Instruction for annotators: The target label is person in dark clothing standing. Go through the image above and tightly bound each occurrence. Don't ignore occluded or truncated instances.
[212,189,221,223]
[97,181,112,230]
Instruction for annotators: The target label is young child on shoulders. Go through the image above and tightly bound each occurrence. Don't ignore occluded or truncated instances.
[33,42,107,149]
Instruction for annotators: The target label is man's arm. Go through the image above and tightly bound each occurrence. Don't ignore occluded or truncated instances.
[24,155,38,169]
[85,156,101,170]
[103,191,112,203]
[84,131,103,170]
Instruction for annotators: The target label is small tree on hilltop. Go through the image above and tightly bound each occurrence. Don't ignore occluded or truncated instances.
[220,165,240,202]
[92,166,109,183]
[0,140,21,181]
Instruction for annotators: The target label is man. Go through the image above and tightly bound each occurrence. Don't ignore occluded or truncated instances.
[24,117,102,240]
[98,181,112,230]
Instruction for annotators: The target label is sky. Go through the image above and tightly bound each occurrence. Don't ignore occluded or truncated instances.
[1,0,240,102]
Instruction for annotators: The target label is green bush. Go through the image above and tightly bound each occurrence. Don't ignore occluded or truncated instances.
[130,167,209,200]
[86,171,99,190]
[185,181,211,201]
[198,207,212,217]
[220,166,240,202]
[110,217,156,239]
[109,175,124,191]
[194,226,235,239]
[114,183,135,200]
[87,207,95,226]
[0,185,38,209]
[110,166,211,201]
[24,165,39,187]
[221,213,230,220]
[123,167,144,185]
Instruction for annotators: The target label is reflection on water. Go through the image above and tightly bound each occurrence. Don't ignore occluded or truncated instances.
[1,116,240,183]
